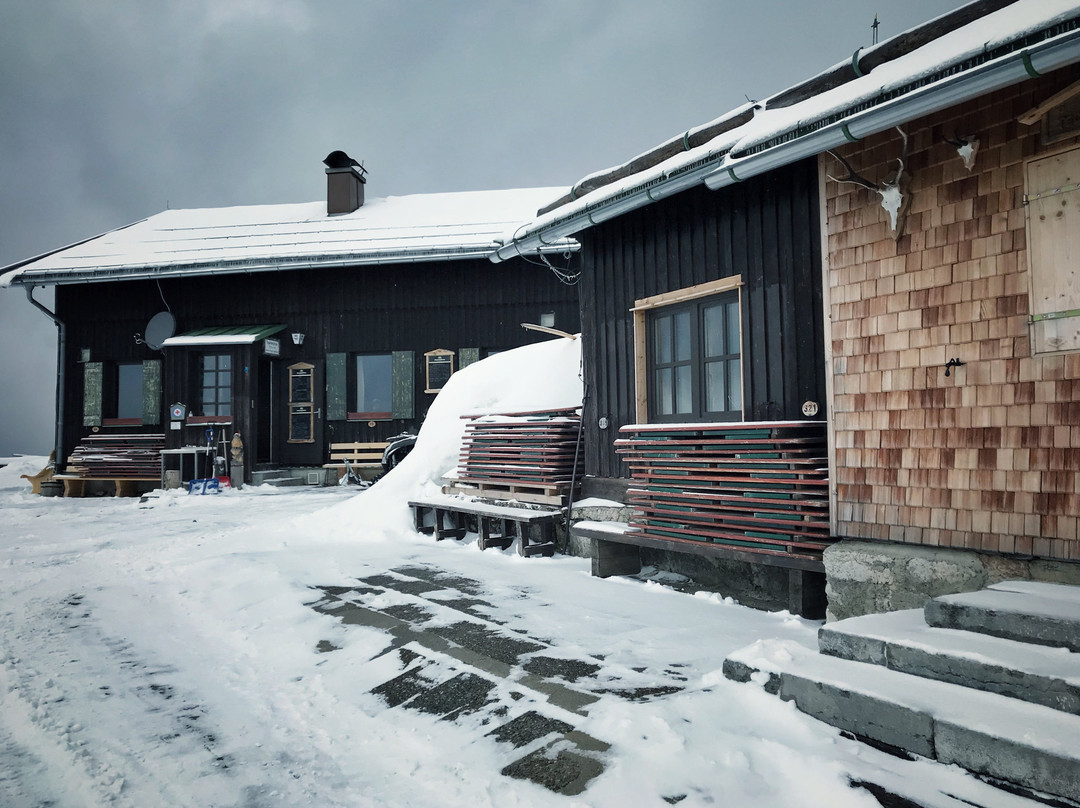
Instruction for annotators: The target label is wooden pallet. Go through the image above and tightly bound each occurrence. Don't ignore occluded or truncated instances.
[442,477,572,507]
[615,421,833,562]
[443,408,583,507]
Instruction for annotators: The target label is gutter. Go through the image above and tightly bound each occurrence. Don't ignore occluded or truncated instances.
[6,239,579,287]
[707,23,1080,190]
[491,20,1080,263]
[24,287,66,472]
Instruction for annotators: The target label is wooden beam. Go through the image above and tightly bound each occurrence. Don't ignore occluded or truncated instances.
[1019,79,1080,126]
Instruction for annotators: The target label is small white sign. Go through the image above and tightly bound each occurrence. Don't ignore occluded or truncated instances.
[264,338,281,357]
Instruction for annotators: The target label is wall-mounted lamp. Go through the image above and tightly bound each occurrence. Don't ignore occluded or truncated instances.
[292,332,305,346]
[944,357,966,377]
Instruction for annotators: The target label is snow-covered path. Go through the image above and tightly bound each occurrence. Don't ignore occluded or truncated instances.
[0,460,1046,808]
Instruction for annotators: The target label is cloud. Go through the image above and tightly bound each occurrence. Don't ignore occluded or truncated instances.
[0,0,958,455]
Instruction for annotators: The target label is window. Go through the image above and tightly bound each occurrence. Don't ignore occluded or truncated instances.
[115,362,143,420]
[82,359,162,427]
[1026,144,1080,354]
[648,293,741,421]
[287,362,314,443]
[424,349,454,393]
[200,353,232,417]
[355,353,393,418]
[633,277,744,424]
[325,351,414,421]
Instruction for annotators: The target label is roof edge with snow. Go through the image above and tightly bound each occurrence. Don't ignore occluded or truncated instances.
[491,0,1080,263]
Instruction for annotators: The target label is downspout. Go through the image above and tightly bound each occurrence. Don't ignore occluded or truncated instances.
[564,383,589,551]
[24,286,65,471]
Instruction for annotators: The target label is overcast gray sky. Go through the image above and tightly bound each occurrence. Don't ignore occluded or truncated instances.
[0,0,958,457]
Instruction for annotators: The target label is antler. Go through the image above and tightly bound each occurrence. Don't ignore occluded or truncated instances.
[827,127,912,238]
[887,126,908,188]
[826,150,880,191]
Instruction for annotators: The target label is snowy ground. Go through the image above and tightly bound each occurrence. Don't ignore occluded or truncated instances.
[0,461,1049,808]
[0,341,1044,806]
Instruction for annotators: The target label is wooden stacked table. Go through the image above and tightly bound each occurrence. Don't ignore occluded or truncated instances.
[443,407,582,506]
[56,433,165,496]
[615,421,832,565]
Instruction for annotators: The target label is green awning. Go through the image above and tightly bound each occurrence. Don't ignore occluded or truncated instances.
[161,324,287,347]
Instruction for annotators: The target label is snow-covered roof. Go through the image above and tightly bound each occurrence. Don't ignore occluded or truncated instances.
[492,0,1080,261]
[1,187,573,287]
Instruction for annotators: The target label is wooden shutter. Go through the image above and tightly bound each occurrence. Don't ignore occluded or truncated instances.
[391,351,414,420]
[1027,146,1080,353]
[458,347,480,369]
[142,359,162,425]
[83,362,103,427]
[325,352,347,421]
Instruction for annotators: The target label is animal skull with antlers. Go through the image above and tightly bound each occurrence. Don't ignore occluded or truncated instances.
[828,126,912,239]
[943,131,980,171]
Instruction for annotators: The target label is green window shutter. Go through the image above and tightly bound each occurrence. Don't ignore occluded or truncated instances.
[83,362,103,427]
[391,350,414,420]
[142,359,162,425]
[458,347,480,369]
[326,352,347,421]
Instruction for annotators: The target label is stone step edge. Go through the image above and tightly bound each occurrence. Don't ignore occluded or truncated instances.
[925,584,1080,653]
[723,638,1080,804]
[817,609,1080,715]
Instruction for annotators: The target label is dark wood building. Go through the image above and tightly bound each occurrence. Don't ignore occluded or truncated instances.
[577,161,826,480]
[490,0,1080,617]
[3,156,579,485]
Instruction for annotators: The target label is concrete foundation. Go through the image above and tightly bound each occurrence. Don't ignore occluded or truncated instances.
[824,539,1080,622]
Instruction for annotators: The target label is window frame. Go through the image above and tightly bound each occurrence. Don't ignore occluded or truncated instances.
[349,352,394,420]
[424,348,455,394]
[84,359,162,428]
[198,352,233,418]
[632,276,744,424]
[286,361,315,444]
[113,361,144,421]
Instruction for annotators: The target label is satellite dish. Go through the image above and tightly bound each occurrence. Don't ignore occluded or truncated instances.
[142,312,176,350]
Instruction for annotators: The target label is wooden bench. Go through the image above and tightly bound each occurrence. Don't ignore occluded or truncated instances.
[572,420,833,617]
[323,442,388,481]
[572,519,825,617]
[53,474,159,498]
[408,495,559,557]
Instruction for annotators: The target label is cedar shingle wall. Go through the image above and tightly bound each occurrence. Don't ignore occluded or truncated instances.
[826,67,1080,562]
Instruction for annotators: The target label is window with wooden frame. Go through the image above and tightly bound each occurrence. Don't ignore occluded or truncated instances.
[200,353,233,417]
[424,349,454,393]
[354,353,393,418]
[287,362,314,443]
[1026,144,1080,354]
[82,359,163,427]
[324,351,415,422]
[632,276,744,423]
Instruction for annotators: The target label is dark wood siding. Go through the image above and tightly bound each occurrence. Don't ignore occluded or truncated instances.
[579,157,826,478]
[55,256,579,470]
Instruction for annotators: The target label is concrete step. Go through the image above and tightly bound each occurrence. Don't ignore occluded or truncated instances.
[925,581,1080,652]
[818,608,1080,715]
[724,638,1080,804]
[256,475,305,487]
